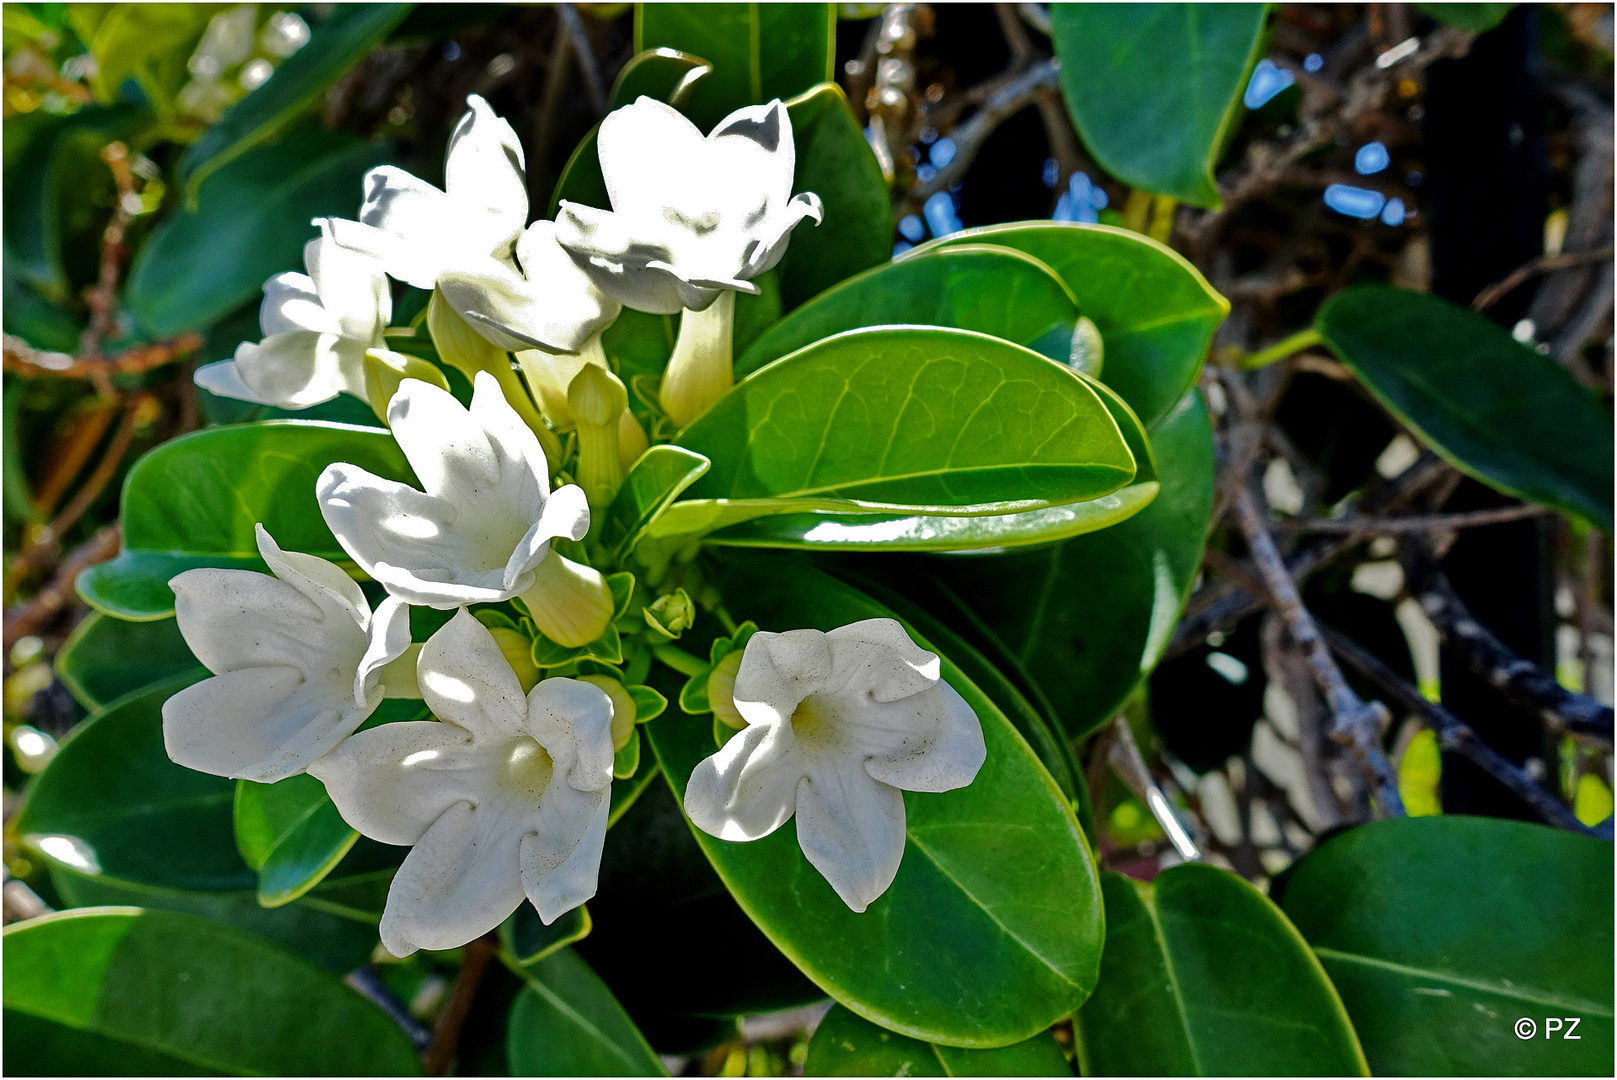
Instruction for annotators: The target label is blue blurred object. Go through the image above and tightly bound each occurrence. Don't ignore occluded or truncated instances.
[1243,59,1295,109]
[916,164,937,183]
[1303,52,1324,72]
[1355,141,1391,175]
[897,215,925,243]
[893,240,913,256]
[930,137,957,168]
[1381,198,1407,226]
[922,191,964,237]
[1324,184,1387,219]
[1042,157,1060,188]
[1053,172,1107,224]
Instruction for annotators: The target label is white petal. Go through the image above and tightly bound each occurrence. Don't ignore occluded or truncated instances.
[387,377,501,499]
[162,665,304,778]
[169,565,363,677]
[741,191,824,279]
[254,523,369,631]
[229,331,349,407]
[795,763,906,913]
[506,482,589,592]
[597,97,707,218]
[684,722,802,842]
[825,618,939,704]
[709,99,795,205]
[304,236,388,343]
[308,721,481,844]
[193,359,259,403]
[554,202,688,314]
[323,215,444,292]
[521,788,608,924]
[417,608,529,740]
[859,682,986,794]
[436,258,570,353]
[259,271,337,336]
[524,676,615,793]
[378,799,527,957]
[355,594,413,707]
[733,628,834,725]
[443,94,528,253]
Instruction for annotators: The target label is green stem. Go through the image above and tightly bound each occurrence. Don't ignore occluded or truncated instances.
[1241,327,1324,370]
[653,644,708,677]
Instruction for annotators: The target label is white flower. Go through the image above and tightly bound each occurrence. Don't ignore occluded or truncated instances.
[316,373,615,647]
[684,618,986,912]
[308,609,615,956]
[162,524,414,783]
[322,94,529,290]
[556,98,823,314]
[194,234,389,409]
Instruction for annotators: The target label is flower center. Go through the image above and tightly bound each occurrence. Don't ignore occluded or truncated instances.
[789,693,844,754]
[496,737,555,804]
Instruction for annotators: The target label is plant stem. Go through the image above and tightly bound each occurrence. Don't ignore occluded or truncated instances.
[422,933,496,1076]
[1239,327,1325,370]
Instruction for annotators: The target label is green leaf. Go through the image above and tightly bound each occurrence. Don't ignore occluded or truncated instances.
[67,4,216,106]
[806,1004,1072,1077]
[1280,816,1614,1076]
[1317,286,1614,531]
[645,555,1103,1048]
[603,444,711,556]
[501,904,592,967]
[3,907,421,1075]
[634,2,834,133]
[174,4,415,201]
[126,127,392,336]
[78,421,414,620]
[1078,865,1367,1075]
[505,948,667,1076]
[55,612,203,711]
[1049,4,1266,208]
[735,244,1081,378]
[906,222,1227,428]
[234,775,359,908]
[1417,3,1515,30]
[660,327,1136,548]
[610,47,714,110]
[925,389,1215,738]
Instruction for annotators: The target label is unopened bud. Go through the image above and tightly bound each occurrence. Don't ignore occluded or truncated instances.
[1069,316,1103,376]
[519,552,615,648]
[644,589,694,639]
[488,627,540,692]
[579,674,637,750]
[619,408,649,472]
[707,651,745,729]
[569,364,628,509]
[363,349,449,423]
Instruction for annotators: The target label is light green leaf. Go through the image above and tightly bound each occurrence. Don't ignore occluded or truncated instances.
[806,1004,1072,1076]
[126,127,392,336]
[67,4,218,107]
[1049,3,1266,208]
[646,555,1103,1047]
[1280,816,1614,1076]
[905,222,1227,428]
[55,612,203,710]
[602,444,711,556]
[175,4,415,201]
[78,421,414,620]
[235,775,359,908]
[1317,286,1614,531]
[3,907,421,1075]
[634,3,835,132]
[735,244,1081,378]
[1077,864,1367,1075]
[505,948,667,1076]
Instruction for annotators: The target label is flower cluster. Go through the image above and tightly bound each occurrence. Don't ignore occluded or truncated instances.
[164,93,983,954]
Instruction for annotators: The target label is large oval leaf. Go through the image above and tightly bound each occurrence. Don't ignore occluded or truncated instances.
[644,555,1103,1048]
[923,389,1215,738]
[904,222,1226,428]
[3,907,420,1075]
[1280,816,1614,1076]
[1317,286,1614,531]
[235,775,359,908]
[78,421,412,620]
[735,245,1080,378]
[1049,4,1265,209]
[1077,864,1367,1076]
[504,948,666,1076]
[805,1004,1071,1077]
[55,612,202,710]
[658,327,1136,550]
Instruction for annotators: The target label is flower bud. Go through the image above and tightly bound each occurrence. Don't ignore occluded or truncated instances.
[362,348,450,424]
[578,674,637,750]
[428,289,561,468]
[1070,316,1104,376]
[644,589,694,639]
[706,650,745,730]
[619,407,649,472]
[569,364,629,510]
[519,553,615,648]
[487,627,540,692]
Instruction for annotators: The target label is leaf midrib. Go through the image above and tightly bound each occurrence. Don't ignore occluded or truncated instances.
[1312,947,1614,1018]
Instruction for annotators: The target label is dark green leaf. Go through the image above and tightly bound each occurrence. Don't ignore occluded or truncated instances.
[610,47,713,110]
[1049,4,1266,208]
[500,904,591,967]
[1417,3,1515,30]
[175,4,415,201]
[3,907,421,1075]
[55,613,203,711]
[603,445,711,556]
[127,127,392,336]
[735,244,1081,378]
[634,3,834,132]
[235,775,358,907]
[1280,816,1614,1076]
[505,948,666,1076]
[1317,286,1614,530]
[78,421,414,620]
[806,1004,1072,1076]
[906,222,1227,428]
[646,555,1103,1047]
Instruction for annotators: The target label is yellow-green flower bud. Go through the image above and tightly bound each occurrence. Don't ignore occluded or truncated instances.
[428,289,561,469]
[362,348,450,424]
[579,674,637,750]
[488,627,540,692]
[569,364,629,509]
[519,553,615,648]
[644,589,694,639]
[707,651,745,729]
[619,407,649,472]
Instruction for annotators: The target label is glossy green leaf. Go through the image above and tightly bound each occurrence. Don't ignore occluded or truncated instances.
[505,947,666,1076]
[611,47,713,110]
[603,445,711,555]
[1417,3,1515,30]
[925,390,1215,738]
[906,222,1227,428]
[635,3,834,132]
[1317,286,1614,531]
[175,4,415,201]
[1076,865,1366,1076]
[806,1004,1071,1077]
[79,420,413,620]
[735,245,1080,378]
[1049,4,1265,208]
[658,327,1136,552]
[501,904,591,967]
[126,127,392,336]
[55,613,202,710]
[235,775,358,908]
[1280,816,1614,1076]
[66,4,216,106]
[646,555,1103,1047]
[3,908,421,1075]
